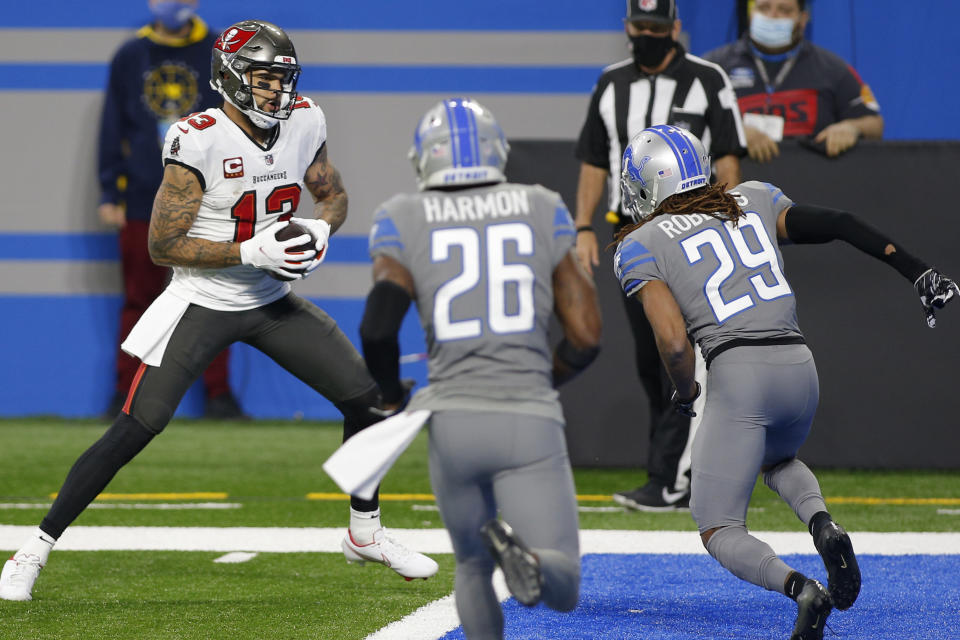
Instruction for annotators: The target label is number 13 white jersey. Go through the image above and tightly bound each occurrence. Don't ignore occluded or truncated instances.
[159,96,327,310]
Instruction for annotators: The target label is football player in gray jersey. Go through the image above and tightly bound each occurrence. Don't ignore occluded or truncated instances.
[613,125,957,639]
[360,98,602,638]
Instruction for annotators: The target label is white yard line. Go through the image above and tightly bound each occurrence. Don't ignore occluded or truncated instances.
[367,571,509,640]
[2,526,959,555]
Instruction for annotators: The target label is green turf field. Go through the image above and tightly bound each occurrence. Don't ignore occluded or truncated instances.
[1,418,958,639]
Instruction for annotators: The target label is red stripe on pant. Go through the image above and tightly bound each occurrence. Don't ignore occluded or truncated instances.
[122,361,148,414]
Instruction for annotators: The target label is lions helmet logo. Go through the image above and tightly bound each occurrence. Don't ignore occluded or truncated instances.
[623,147,651,187]
[215,26,258,53]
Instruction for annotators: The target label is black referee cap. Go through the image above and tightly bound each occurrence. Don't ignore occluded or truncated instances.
[625,0,678,24]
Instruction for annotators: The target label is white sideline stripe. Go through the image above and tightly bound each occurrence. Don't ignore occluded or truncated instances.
[366,571,510,640]
[2,526,960,555]
[0,503,242,511]
[213,552,259,564]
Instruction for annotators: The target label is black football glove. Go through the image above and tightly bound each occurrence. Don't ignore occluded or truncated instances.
[914,269,959,328]
[671,382,701,418]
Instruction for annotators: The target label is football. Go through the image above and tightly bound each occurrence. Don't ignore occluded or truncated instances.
[268,220,317,281]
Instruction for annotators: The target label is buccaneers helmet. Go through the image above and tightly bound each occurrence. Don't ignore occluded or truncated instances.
[210,20,301,129]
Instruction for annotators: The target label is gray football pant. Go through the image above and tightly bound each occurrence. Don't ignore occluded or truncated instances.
[690,345,827,594]
[428,411,580,640]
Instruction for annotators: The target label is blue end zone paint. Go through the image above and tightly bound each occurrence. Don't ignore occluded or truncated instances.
[4,1,623,31]
[0,296,426,420]
[441,554,960,639]
[0,233,371,264]
[0,64,601,94]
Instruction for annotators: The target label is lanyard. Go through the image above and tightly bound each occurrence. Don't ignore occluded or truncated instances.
[751,52,798,96]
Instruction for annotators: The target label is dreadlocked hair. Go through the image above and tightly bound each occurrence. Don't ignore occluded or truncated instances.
[610,183,745,246]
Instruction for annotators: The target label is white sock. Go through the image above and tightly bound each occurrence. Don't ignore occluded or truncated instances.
[349,508,382,544]
[17,528,56,565]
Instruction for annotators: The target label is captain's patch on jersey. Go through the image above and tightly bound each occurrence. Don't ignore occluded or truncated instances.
[223,157,244,179]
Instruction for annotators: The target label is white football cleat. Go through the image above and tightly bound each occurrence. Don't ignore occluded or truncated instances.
[0,552,44,601]
[341,528,439,581]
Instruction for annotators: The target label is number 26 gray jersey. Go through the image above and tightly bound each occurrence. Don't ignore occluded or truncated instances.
[369,182,576,422]
[614,181,803,361]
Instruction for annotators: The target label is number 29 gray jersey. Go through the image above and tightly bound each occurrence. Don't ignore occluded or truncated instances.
[369,182,576,422]
[614,181,803,361]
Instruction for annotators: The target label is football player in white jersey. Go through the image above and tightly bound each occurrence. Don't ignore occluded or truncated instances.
[0,20,437,603]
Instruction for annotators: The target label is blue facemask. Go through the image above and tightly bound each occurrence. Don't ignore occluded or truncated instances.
[750,13,796,49]
[151,1,195,31]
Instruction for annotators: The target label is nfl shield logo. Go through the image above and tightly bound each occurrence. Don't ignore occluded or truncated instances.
[640,0,657,11]
[264,154,274,166]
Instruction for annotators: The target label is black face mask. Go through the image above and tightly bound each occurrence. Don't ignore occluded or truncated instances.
[629,34,675,69]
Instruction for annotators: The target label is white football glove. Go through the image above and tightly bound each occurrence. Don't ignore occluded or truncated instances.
[239,220,316,280]
[291,217,331,275]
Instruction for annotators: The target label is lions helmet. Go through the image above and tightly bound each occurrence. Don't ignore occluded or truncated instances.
[408,97,510,191]
[620,125,711,222]
[210,20,301,129]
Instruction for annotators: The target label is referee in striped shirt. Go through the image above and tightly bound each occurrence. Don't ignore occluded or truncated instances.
[574,0,746,512]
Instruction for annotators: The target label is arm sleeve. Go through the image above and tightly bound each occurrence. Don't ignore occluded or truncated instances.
[785,203,928,282]
[574,82,612,169]
[359,280,412,404]
[704,66,747,158]
[97,50,128,205]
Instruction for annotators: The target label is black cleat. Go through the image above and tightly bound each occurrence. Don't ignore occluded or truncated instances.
[480,519,542,607]
[613,483,689,512]
[813,519,861,610]
[790,579,832,640]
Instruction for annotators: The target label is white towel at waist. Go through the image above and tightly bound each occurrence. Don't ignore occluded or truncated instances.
[120,289,191,367]
[323,410,432,500]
